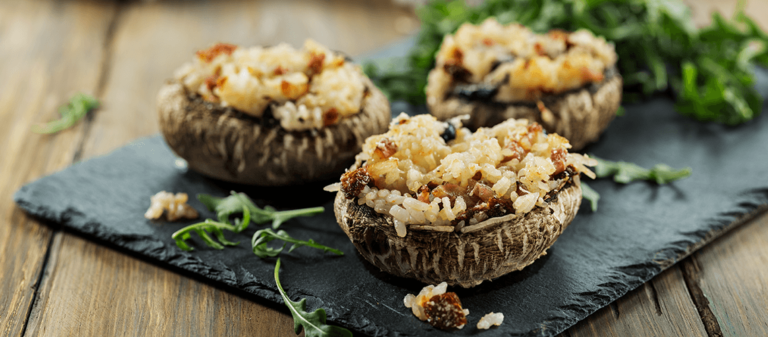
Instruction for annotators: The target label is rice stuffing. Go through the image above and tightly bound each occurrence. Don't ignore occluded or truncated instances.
[426,17,618,105]
[174,40,366,131]
[338,113,596,237]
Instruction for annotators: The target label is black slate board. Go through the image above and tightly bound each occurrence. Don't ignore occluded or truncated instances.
[14,42,768,336]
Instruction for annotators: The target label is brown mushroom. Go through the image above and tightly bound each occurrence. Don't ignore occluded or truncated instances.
[334,178,582,288]
[428,70,622,150]
[156,76,391,185]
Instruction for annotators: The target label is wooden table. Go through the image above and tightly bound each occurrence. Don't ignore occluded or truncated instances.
[1,0,766,336]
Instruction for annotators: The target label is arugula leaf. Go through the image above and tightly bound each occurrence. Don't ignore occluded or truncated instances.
[33,93,99,134]
[366,0,768,125]
[198,191,324,230]
[593,157,692,184]
[172,219,239,251]
[172,191,325,253]
[253,229,344,258]
[274,259,353,337]
[580,182,600,212]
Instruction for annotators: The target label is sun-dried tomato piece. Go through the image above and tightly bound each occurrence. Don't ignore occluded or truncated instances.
[196,43,237,63]
[502,140,526,163]
[551,148,567,175]
[204,75,219,92]
[322,108,340,126]
[340,168,372,199]
[424,292,467,330]
[471,183,494,202]
[373,138,398,160]
[308,52,325,74]
[417,185,430,203]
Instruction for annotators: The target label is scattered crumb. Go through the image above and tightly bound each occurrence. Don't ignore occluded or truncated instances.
[403,282,467,330]
[477,312,504,330]
[144,191,198,221]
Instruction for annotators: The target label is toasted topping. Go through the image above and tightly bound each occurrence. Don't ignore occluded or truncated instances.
[175,39,366,131]
[340,114,595,236]
[427,18,617,104]
[404,282,468,330]
[424,293,468,330]
[144,191,199,221]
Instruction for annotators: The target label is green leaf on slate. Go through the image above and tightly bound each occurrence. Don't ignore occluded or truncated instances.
[274,259,353,337]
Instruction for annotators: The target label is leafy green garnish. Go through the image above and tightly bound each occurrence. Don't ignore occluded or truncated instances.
[199,191,324,229]
[172,219,240,251]
[366,0,768,125]
[172,191,336,256]
[580,182,600,212]
[274,259,353,337]
[33,93,99,134]
[580,157,691,211]
[593,157,692,184]
[253,229,344,258]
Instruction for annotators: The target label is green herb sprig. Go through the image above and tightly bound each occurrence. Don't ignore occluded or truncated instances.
[366,0,768,125]
[172,192,337,257]
[581,157,692,211]
[199,191,324,230]
[253,229,344,258]
[274,259,353,337]
[33,93,99,134]
[593,157,692,184]
[580,182,600,212]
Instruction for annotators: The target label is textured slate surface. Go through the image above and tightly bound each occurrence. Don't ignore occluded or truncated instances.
[14,49,768,335]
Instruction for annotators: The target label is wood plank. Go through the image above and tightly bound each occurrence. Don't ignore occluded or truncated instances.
[0,1,116,336]
[24,233,297,337]
[25,0,415,336]
[681,211,768,337]
[567,266,707,337]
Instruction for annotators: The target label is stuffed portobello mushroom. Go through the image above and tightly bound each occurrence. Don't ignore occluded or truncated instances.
[328,114,597,287]
[427,18,622,150]
[158,40,391,185]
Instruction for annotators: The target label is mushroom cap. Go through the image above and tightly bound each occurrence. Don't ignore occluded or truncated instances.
[333,179,582,288]
[157,77,391,186]
[428,71,622,150]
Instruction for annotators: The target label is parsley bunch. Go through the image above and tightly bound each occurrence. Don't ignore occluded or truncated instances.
[365,0,768,125]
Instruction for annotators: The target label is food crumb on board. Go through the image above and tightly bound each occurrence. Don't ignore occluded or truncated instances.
[144,191,198,221]
[403,282,468,330]
[477,312,504,329]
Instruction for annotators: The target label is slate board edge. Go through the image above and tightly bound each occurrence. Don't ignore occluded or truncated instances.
[11,144,768,337]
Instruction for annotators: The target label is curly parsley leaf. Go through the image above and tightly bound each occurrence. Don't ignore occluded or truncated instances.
[274,259,353,337]
[253,229,343,258]
[366,0,768,124]
[33,93,99,134]
[593,157,692,184]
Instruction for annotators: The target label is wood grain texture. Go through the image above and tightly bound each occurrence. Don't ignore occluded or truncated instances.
[0,1,115,336]
[25,233,297,337]
[683,212,768,337]
[23,1,414,336]
[567,266,707,337]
